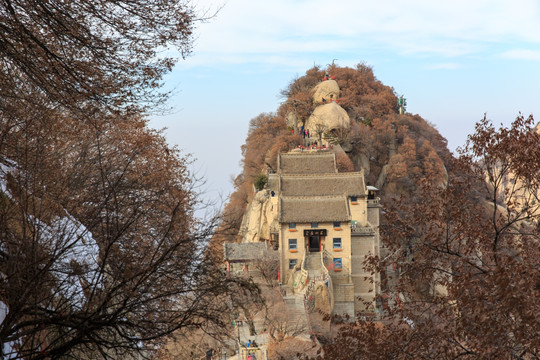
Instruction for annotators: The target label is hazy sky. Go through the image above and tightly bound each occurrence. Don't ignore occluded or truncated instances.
[150,0,540,203]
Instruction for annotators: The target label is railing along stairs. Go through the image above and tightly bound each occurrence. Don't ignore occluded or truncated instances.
[301,251,335,343]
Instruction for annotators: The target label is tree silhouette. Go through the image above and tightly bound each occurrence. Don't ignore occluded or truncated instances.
[0,1,260,358]
[0,112,257,359]
[0,0,211,115]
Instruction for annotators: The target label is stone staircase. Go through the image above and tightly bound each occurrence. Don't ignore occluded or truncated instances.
[279,294,310,343]
[281,253,333,338]
[304,253,323,276]
[280,253,327,338]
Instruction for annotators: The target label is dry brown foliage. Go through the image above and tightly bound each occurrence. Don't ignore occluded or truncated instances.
[0,0,207,115]
[267,337,318,360]
[314,115,540,359]
[335,150,355,173]
[0,2,261,358]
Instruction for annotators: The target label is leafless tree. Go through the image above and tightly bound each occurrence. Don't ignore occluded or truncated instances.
[0,2,261,357]
[263,288,308,343]
[253,249,280,287]
[0,0,215,116]
[0,111,259,359]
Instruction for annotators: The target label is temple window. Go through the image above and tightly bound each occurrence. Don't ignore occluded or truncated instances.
[288,239,297,250]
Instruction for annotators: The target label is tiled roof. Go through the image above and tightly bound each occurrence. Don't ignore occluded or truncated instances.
[279,153,337,174]
[280,196,350,223]
[280,172,365,197]
[223,242,267,261]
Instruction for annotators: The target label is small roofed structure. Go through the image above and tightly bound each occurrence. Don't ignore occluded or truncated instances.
[223,242,267,261]
[223,242,267,275]
[366,185,379,200]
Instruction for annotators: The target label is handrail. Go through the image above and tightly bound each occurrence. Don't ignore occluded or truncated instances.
[321,250,334,312]
[300,252,335,349]
[290,251,309,293]
[302,254,318,341]
[366,198,379,206]
[300,250,308,275]
[322,249,333,269]
[300,251,309,283]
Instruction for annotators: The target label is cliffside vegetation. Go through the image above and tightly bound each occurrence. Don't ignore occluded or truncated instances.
[214,64,540,359]
[212,63,452,250]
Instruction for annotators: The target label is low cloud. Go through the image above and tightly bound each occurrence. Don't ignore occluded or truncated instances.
[190,0,540,66]
[501,49,540,61]
[426,63,464,70]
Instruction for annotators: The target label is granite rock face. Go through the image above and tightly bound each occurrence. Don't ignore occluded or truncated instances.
[306,102,350,135]
[240,190,278,243]
[312,79,340,104]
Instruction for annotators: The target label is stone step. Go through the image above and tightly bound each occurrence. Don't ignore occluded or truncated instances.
[305,254,322,270]
[283,294,309,326]
[308,271,323,282]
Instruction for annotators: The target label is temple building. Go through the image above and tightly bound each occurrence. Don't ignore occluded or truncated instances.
[266,151,381,318]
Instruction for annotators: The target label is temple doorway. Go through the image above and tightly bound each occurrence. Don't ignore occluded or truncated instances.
[308,235,320,252]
